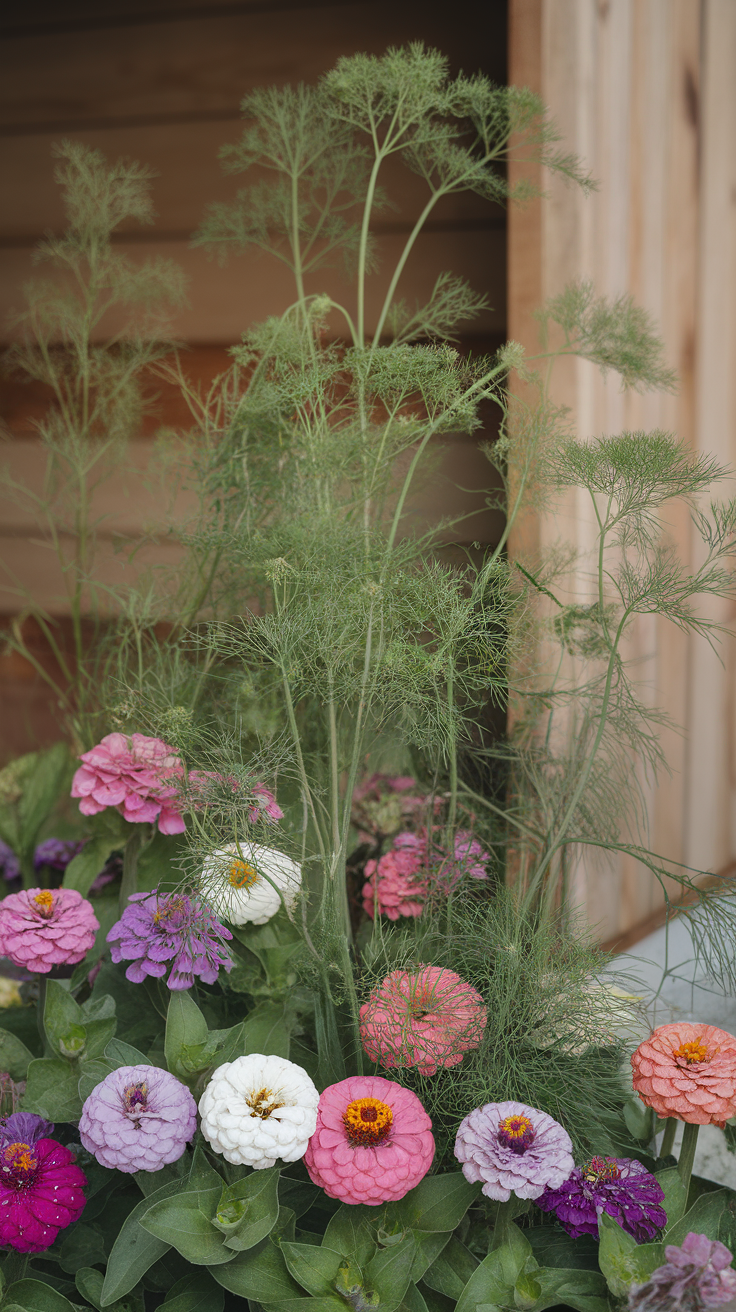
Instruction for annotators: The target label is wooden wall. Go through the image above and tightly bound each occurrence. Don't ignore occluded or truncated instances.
[0,0,506,758]
[508,0,736,942]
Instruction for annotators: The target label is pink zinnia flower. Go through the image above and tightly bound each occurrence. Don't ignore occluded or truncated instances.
[629,1231,736,1310]
[249,783,284,823]
[0,888,99,973]
[71,733,185,834]
[360,964,487,1075]
[0,1113,86,1252]
[304,1075,434,1205]
[362,833,428,920]
[631,1023,736,1126]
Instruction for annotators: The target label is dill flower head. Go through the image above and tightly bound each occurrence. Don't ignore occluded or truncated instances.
[107,889,232,989]
[359,964,487,1075]
[79,1065,197,1172]
[631,1023,736,1126]
[537,1156,667,1242]
[628,1232,736,1311]
[199,842,301,926]
[304,1074,435,1205]
[0,887,99,973]
[362,833,427,920]
[199,1054,319,1168]
[71,732,185,834]
[0,1112,87,1253]
[454,1101,574,1201]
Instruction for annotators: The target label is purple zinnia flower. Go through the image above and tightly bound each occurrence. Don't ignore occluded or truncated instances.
[629,1231,736,1310]
[454,1101,575,1201]
[537,1156,667,1243]
[0,841,20,883]
[79,1064,197,1172]
[33,838,86,873]
[106,888,232,990]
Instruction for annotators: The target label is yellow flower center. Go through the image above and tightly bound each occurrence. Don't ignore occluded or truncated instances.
[2,1141,38,1185]
[246,1087,285,1119]
[497,1113,536,1154]
[343,1097,393,1146]
[229,860,260,889]
[32,890,54,917]
[674,1038,709,1065]
[583,1156,621,1182]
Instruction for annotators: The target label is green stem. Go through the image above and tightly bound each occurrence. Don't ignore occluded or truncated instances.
[677,1121,699,1194]
[119,828,143,913]
[489,1199,519,1251]
[659,1117,677,1159]
[36,975,47,1052]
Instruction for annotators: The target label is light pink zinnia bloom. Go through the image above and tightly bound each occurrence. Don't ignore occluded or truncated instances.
[360,964,487,1075]
[249,783,284,823]
[304,1074,434,1205]
[0,889,99,973]
[71,733,185,834]
[362,833,428,920]
[632,1023,736,1126]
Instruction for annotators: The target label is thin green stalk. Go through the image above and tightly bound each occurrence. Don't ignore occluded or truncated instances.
[357,148,385,348]
[447,663,458,833]
[281,674,326,861]
[120,828,144,913]
[369,188,443,353]
[36,976,47,1052]
[327,687,340,852]
[659,1117,677,1158]
[677,1121,699,1194]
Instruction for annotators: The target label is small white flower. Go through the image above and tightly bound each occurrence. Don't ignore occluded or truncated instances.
[200,841,301,926]
[199,1053,319,1167]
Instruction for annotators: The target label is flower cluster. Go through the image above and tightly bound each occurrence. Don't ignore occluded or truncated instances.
[199,1054,319,1167]
[351,773,431,842]
[107,889,232,989]
[632,1023,736,1126]
[79,1065,197,1172]
[628,1232,736,1310]
[360,965,486,1074]
[0,888,99,972]
[537,1156,667,1242]
[72,733,185,834]
[304,1074,434,1204]
[200,843,301,926]
[0,1112,87,1253]
[454,1101,574,1201]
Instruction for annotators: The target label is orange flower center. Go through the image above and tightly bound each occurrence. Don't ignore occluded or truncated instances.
[2,1141,38,1186]
[674,1038,709,1065]
[32,890,54,918]
[343,1097,393,1146]
[497,1113,535,1154]
[583,1156,621,1182]
[229,860,259,889]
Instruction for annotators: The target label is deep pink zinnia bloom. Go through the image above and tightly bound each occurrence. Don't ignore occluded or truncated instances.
[304,1075,434,1205]
[362,833,428,920]
[360,964,487,1075]
[0,1114,86,1252]
[71,733,185,834]
[0,888,98,973]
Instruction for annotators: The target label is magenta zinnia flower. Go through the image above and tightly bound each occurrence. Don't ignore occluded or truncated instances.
[0,888,99,973]
[107,889,232,989]
[537,1156,667,1242]
[359,965,486,1075]
[79,1065,197,1172]
[454,1101,574,1201]
[0,1113,86,1253]
[71,733,185,834]
[304,1075,434,1205]
[362,833,428,920]
[628,1231,736,1310]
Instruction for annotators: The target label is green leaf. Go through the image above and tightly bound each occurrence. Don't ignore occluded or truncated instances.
[623,1096,655,1143]
[164,993,208,1078]
[421,1235,478,1300]
[75,1268,105,1311]
[323,1205,376,1265]
[105,1037,149,1066]
[409,1231,452,1285]
[63,837,119,896]
[0,1027,34,1080]
[666,1187,730,1246]
[526,1267,609,1312]
[162,1271,225,1312]
[399,1283,429,1312]
[214,1165,280,1250]
[3,1279,77,1312]
[278,1174,322,1221]
[656,1166,688,1229]
[208,1237,303,1301]
[57,1220,107,1273]
[101,1179,182,1306]
[281,1242,343,1296]
[387,1172,480,1233]
[366,1234,418,1312]
[23,1056,82,1121]
[78,1058,118,1103]
[43,980,83,1056]
[140,1188,232,1266]
[243,1000,291,1058]
[18,743,70,854]
[596,1210,638,1297]
[514,1269,542,1309]
[454,1248,518,1312]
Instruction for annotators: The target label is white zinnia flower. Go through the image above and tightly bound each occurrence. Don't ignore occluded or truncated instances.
[200,841,301,925]
[199,1054,319,1167]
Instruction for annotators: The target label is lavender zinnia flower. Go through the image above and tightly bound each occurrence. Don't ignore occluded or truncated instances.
[33,839,86,872]
[0,1113,53,1147]
[537,1156,666,1243]
[0,842,20,883]
[79,1065,197,1172]
[629,1231,736,1311]
[454,1101,575,1201]
[107,889,232,990]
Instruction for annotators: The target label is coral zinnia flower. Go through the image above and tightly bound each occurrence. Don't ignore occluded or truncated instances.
[631,1023,736,1126]
[304,1075,434,1204]
[0,1113,86,1252]
[71,732,185,834]
[537,1156,666,1243]
[0,888,99,973]
[454,1101,574,1201]
[359,965,486,1075]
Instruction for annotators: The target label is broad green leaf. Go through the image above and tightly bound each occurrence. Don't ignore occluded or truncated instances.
[81,1016,118,1059]
[18,743,70,853]
[409,1230,451,1284]
[164,993,208,1078]
[527,1267,609,1312]
[187,1143,225,1192]
[278,1174,322,1221]
[421,1235,478,1299]
[3,1279,76,1312]
[208,1237,303,1301]
[656,1166,687,1229]
[366,1234,418,1312]
[387,1172,480,1233]
[629,1242,666,1283]
[514,1270,542,1308]
[214,1165,280,1251]
[43,980,83,1056]
[136,829,188,895]
[78,1058,118,1104]
[281,1242,343,1296]
[140,1189,232,1265]
[455,1249,516,1312]
[243,1000,291,1058]
[0,1027,34,1080]
[666,1187,730,1246]
[323,1205,376,1265]
[623,1096,656,1143]
[23,1057,82,1122]
[105,1037,149,1067]
[75,1267,104,1311]
[597,1211,638,1297]
[63,837,119,896]
[399,1283,429,1312]
[259,1301,346,1312]
[101,1179,182,1306]
[57,1220,107,1273]
[162,1271,225,1312]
